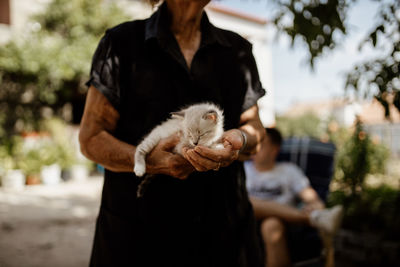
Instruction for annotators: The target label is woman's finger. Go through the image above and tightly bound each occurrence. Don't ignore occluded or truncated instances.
[194,145,238,165]
[182,149,208,172]
[193,145,233,162]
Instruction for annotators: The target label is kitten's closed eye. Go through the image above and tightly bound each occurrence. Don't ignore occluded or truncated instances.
[135,102,224,197]
[200,131,211,137]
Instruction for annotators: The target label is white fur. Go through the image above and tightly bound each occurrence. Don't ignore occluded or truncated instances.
[134,102,224,177]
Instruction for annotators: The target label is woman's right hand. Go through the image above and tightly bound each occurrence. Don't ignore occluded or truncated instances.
[145,133,195,179]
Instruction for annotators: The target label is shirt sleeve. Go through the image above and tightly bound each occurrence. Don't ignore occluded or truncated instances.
[239,44,266,112]
[288,163,310,194]
[86,32,121,110]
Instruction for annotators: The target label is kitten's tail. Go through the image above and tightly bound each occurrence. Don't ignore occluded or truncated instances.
[137,174,156,198]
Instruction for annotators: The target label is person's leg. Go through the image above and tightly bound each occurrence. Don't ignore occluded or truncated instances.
[260,217,290,267]
[250,197,310,224]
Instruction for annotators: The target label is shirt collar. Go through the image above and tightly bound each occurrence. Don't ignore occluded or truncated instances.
[144,2,231,48]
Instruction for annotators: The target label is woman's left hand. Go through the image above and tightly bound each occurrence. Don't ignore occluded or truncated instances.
[182,129,243,172]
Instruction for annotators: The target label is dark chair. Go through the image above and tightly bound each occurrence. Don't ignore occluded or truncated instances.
[277,137,336,202]
[276,137,336,266]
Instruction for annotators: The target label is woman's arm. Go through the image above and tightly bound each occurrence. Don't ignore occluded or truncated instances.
[79,86,194,178]
[237,104,265,160]
[182,104,265,171]
[79,86,135,172]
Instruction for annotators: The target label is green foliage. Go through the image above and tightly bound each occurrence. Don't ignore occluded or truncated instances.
[0,0,129,138]
[40,118,77,168]
[270,0,399,116]
[272,0,348,67]
[334,118,390,195]
[0,136,24,170]
[328,185,400,239]
[276,114,393,233]
[276,112,325,138]
[0,118,79,174]
[328,118,394,234]
[19,148,43,175]
[345,1,400,117]
[35,0,127,39]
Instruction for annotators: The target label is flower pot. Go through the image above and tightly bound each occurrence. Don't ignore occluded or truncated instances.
[71,165,89,182]
[61,169,72,182]
[41,164,61,185]
[26,174,41,185]
[1,170,26,191]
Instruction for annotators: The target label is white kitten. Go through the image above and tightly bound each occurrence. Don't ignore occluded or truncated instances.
[134,102,224,197]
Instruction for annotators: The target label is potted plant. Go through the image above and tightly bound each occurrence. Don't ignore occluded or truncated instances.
[39,118,79,182]
[328,118,399,266]
[0,137,26,190]
[40,142,62,185]
[20,148,43,185]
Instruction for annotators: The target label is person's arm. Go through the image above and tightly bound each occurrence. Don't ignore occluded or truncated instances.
[79,86,194,179]
[250,197,310,224]
[237,104,265,161]
[298,186,325,214]
[182,104,265,171]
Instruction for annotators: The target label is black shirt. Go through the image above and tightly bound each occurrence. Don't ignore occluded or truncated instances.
[86,3,265,267]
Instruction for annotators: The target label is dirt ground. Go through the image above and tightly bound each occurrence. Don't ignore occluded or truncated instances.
[0,177,103,267]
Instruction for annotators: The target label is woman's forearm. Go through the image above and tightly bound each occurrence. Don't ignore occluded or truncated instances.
[237,105,265,160]
[80,129,135,173]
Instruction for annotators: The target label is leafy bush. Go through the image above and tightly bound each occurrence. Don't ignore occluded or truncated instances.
[276,112,326,139]
[334,118,390,195]
[327,118,397,236]
[328,185,400,240]
[0,136,24,171]
[0,0,129,138]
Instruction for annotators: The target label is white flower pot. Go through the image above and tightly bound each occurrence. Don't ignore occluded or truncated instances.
[71,165,89,182]
[41,164,61,185]
[2,170,25,191]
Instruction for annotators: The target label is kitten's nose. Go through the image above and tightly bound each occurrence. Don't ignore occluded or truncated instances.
[194,141,198,145]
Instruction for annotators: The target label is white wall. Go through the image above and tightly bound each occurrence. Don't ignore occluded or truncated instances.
[206,7,275,126]
[0,0,52,44]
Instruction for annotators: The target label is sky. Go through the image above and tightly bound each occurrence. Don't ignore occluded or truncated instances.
[218,0,383,113]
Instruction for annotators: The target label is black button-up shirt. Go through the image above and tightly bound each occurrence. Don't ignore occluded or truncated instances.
[86,2,265,267]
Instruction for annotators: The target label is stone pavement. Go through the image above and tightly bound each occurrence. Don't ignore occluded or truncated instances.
[0,177,103,267]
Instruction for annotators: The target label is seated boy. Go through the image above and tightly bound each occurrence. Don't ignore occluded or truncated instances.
[245,127,342,267]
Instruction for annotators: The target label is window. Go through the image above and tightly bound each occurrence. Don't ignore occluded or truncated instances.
[0,0,10,25]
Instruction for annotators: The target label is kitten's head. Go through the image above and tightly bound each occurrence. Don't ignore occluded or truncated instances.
[172,103,224,147]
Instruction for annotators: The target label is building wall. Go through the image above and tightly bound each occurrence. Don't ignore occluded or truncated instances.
[365,123,400,157]
[206,6,275,126]
[0,0,52,44]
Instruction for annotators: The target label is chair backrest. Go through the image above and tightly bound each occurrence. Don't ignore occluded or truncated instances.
[276,137,336,202]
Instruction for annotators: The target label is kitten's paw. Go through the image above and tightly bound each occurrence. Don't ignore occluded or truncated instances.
[134,164,146,177]
[214,143,224,150]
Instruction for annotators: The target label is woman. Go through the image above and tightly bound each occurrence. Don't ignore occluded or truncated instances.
[79,0,266,266]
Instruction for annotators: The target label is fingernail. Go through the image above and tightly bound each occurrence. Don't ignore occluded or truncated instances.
[194,147,201,153]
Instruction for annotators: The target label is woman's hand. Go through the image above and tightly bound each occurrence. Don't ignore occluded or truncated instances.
[181,129,244,172]
[145,133,195,179]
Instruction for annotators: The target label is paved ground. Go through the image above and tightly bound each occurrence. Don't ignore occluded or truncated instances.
[0,177,103,267]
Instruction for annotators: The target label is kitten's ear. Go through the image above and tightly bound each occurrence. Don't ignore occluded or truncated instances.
[171,111,185,119]
[202,110,218,123]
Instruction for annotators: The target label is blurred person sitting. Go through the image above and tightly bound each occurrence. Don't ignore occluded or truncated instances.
[245,127,343,267]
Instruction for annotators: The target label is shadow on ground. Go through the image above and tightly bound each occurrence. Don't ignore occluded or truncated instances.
[0,177,103,267]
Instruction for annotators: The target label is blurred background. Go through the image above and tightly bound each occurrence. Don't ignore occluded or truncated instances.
[0,0,399,266]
